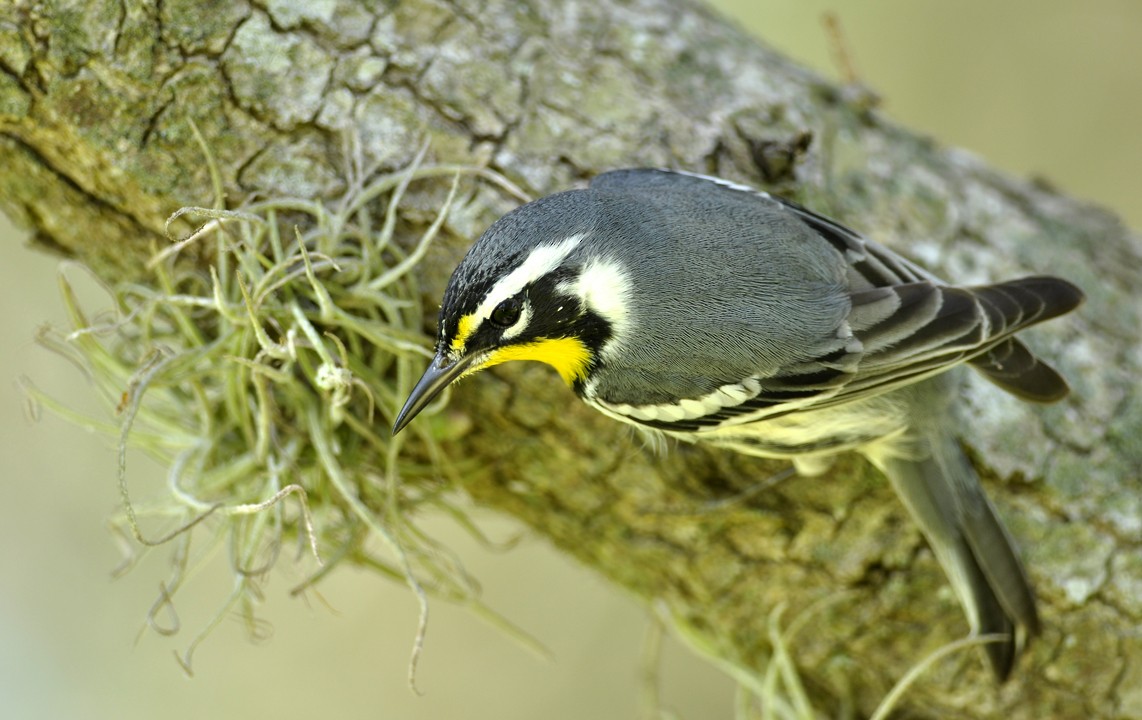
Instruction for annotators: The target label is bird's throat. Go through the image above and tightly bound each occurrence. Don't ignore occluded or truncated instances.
[478,337,592,385]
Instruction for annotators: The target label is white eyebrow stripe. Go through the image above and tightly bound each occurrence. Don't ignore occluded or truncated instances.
[471,233,586,329]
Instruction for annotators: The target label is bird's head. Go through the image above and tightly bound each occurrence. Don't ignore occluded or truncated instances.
[392,189,627,434]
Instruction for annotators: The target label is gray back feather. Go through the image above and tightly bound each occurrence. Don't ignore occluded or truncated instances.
[583,171,852,403]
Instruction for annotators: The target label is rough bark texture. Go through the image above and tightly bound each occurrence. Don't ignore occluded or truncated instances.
[2,1,1140,717]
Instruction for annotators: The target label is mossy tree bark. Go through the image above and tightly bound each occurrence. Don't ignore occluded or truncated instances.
[2,1,1140,718]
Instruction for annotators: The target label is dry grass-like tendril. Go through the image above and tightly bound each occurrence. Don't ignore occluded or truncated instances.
[22,143,542,684]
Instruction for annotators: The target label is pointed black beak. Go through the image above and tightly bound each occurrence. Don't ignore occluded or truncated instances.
[392,351,477,435]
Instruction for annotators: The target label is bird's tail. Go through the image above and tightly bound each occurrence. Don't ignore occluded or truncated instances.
[868,430,1040,681]
[966,275,1084,403]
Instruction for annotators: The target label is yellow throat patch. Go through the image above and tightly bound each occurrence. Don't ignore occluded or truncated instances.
[450,312,590,385]
[478,337,591,386]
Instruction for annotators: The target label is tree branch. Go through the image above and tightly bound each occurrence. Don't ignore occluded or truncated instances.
[2,1,1139,717]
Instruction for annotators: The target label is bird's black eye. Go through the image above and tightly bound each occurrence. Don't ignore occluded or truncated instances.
[490,297,522,328]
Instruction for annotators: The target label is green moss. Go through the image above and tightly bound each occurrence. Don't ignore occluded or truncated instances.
[23,141,536,679]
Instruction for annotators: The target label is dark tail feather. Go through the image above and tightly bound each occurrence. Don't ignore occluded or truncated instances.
[967,275,1083,403]
[871,433,1040,681]
[969,338,1071,403]
[971,275,1084,331]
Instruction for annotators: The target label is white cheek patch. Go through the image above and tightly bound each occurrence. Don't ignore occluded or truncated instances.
[560,257,633,358]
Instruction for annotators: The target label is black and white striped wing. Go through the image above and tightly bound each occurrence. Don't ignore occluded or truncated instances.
[732,199,1082,421]
[786,198,1080,396]
[612,197,1083,432]
[585,171,1082,432]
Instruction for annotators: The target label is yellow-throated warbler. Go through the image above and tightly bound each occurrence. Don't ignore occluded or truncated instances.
[393,168,1083,680]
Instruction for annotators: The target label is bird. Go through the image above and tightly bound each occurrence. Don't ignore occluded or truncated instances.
[391,168,1083,680]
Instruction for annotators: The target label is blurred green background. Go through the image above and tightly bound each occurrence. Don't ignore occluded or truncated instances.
[1,2,1138,719]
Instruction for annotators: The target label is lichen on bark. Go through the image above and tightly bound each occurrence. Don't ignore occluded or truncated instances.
[1,1,1140,718]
